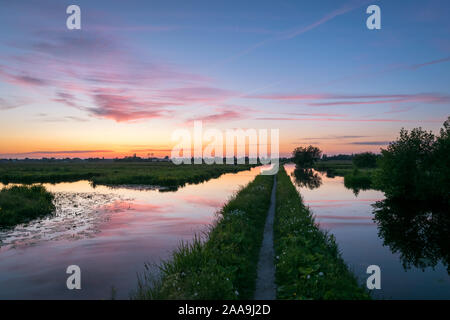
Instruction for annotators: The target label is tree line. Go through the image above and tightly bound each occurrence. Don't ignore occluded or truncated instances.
[292,117,450,203]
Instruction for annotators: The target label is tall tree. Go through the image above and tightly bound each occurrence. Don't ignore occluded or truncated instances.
[292,146,322,168]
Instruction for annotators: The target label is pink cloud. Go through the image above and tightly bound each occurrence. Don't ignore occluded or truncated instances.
[88,91,174,122]
[161,87,236,104]
[0,67,49,87]
[186,109,243,123]
[1,30,224,122]
[246,94,330,100]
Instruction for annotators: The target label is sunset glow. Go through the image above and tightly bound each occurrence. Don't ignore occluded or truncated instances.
[1,0,449,158]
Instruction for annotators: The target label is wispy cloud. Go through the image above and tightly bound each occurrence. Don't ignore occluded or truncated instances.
[298,135,369,141]
[247,93,450,107]
[215,0,371,66]
[409,55,450,70]
[0,150,114,157]
[0,67,50,87]
[186,109,243,123]
[88,90,171,122]
[0,97,30,110]
[350,141,390,145]
[0,28,230,122]
[255,117,442,123]
[35,113,89,123]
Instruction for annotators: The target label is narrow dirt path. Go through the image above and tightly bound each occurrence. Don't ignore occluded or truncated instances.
[254,175,277,299]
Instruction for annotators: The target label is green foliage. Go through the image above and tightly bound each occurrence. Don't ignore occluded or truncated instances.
[430,117,450,204]
[352,152,379,168]
[0,162,254,190]
[376,117,450,201]
[133,174,274,300]
[0,185,55,228]
[274,167,370,300]
[343,168,381,195]
[292,146,322,168]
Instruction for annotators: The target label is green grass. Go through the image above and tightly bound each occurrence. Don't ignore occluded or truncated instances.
[314,160,379,191]
[344,168,380,191]
[273,166,370,300]
[0,185,55,229]
[0,162,254,190]
[314,160,354,176]
[133,174,274,300]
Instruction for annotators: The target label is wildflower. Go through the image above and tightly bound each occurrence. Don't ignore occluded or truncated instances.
[307,275,310,279]
[319,272,324,276]
[234,290,239,296]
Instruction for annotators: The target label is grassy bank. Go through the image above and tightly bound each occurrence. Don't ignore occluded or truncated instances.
[0,185,55,229]
[343,169,379,191]
[314,160,379,191]
[0,162,254,190]
[134,174,274,299]
[314,160,354,176]
[274,166,370,299]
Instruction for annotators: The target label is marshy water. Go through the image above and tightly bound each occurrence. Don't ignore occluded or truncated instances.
[284,163,450,299]
[0,167,263,299]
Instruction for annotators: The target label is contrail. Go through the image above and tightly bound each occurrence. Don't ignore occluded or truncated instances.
[212,0,373,68]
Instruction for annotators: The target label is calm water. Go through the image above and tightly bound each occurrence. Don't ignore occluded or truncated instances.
[1,165,449,300]
[0,167,264,299]
[284,164,450,299]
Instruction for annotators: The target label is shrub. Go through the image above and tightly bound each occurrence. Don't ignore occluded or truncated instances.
[0,185,55,228]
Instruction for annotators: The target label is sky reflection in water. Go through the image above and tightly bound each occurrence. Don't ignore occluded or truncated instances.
[0,167,262,299]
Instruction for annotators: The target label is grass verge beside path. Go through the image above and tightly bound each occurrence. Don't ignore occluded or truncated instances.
[134,174,274,300]
[0,185,55,229]
[274,166,370,299]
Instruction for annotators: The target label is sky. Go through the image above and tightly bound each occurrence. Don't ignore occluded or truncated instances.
[0,0,449,158]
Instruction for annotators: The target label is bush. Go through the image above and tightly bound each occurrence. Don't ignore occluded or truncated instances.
[292,146,322,168]
[0,185,55,228]
[353,152,379,168]
[377,117,449,201]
